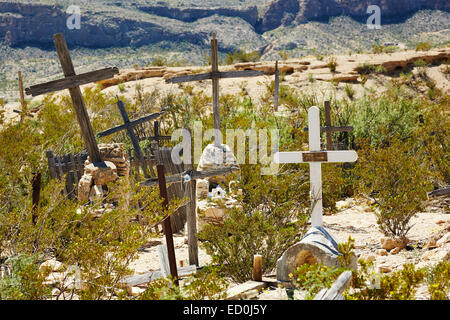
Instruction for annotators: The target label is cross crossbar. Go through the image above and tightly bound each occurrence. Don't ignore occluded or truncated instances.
[165,70,263,84]
[97,108,168,138]
[141,167,238,187]
[25,67,119,97]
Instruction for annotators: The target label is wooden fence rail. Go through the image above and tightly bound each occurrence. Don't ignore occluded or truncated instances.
[46,146,189,234]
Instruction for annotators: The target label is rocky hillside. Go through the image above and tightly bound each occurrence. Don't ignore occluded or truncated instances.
[1,0,449,48]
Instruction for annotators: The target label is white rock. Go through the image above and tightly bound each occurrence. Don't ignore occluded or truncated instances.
[436,233,450,247]
[39,259,63,272]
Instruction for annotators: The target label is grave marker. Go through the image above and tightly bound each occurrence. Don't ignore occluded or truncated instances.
[25,33,119,163]
[274,106,358,227]
[96,98,167,178]
[166,33,264,146]
[304,101,353,150]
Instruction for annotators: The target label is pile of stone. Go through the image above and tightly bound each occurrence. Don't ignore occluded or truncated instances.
[195,143,241,231]
[78,143,130,202]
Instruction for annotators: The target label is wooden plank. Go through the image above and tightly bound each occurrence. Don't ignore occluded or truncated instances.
[184,140,198,266]
[274,151,358,164]
[25,67,119,97]
[428,187,450,198]
[225,281,266,300]
[157,244,170,277]
[314,270,352,300]
[121,265,198,287]
[96,109,167,138]
[53,33,102,164]
[46,150,58,180]
[165,70,264,84]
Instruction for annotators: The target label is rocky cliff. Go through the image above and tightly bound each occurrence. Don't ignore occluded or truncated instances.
[0,1,449,49]
[258,0,450,32]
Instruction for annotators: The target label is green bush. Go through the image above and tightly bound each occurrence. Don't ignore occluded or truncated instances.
[198,164,310,283]
[355,138,431,237]
[348,88,421,145]
[0,254,51,300]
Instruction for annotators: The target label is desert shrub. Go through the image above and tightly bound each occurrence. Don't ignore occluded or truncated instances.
[225,50,260,65]
[355,138,432,237]
[412,99,450,186]
[337,236,356,269]
[344,84,355,99]
[356,63,386,75]
[152,56,167,66]
[425,260,450,300]
[198,164,310,282]
[0,254,51,300]
[415,42,432,52]
[137,266,229,300]
[348,88,421,145]
[327,57,337,73]
[292,263,347,300]
[346,262,426,300]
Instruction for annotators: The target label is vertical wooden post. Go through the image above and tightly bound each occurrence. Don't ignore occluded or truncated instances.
[31,172,41,225]
[18,71,27,122]
[156,164,179,286]
[211,33,220,147]
[53,34,102,164]
[274,61,279,112]
[324,101,333,150]
[184,132,199,266]
[253,255,262,282]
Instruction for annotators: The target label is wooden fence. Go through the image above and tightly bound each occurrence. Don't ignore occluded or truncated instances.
[46,146,189,234]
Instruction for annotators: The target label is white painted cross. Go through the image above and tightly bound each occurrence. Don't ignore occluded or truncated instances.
[274,106,358,227]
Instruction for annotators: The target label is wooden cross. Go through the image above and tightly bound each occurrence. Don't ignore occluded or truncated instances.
[165,33,264,146]
[143,121,171,146]
[304,101,353,150]
[96,99,167,178]
[274,60,279,112]
[25,33,119,163]
[274,106,358,227]
[156,163,179,286]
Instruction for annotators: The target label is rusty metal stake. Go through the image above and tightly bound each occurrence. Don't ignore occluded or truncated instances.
[156,164,179,286]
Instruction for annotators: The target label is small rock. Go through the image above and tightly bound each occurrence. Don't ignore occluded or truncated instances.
[377,249,388,256]
[380,237,408,251]
[127,286,146,297]
[390,247,401,255]
[436,220,447,225]
[378,265,392,273]
[360,254,376,262]
[436,233,450,247]
[40,259,63,273]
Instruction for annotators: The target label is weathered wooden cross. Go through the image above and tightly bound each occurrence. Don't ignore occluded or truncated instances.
[274,60,279,111]
[304,101,353,150]
[96,98,167,178]
[25,33,119,163]
[144,121,171,146]
[274,106,358,227]
[165,33,264,146]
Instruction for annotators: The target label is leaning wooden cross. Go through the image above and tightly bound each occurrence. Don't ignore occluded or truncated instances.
[165,33,264,146]
[96,98,168,178]
[25,33,119,163]
[274,106,358,227]
[304,101,353,150]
